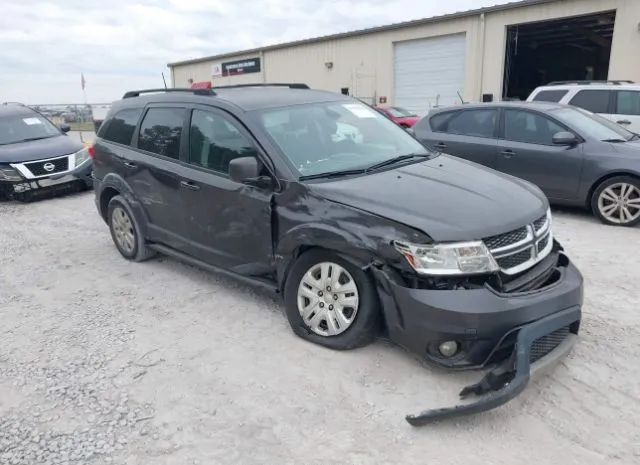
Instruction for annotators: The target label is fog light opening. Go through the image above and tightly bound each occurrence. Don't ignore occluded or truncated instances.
[438,340,459,358]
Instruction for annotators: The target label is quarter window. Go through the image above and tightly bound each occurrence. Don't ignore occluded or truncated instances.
[531,90,568,103]
[504,110,566,145]
[101,108,142,145]
[569,90,611,114]
[431,109,497,138]
[138,108,185,159]
[615,91,640,116]
[188,109,257,174]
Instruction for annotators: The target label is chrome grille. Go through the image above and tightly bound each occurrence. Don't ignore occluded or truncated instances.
[484,227,528,250]
[484,210,553,275]
[24,156,69,176]
[530,326,570,363]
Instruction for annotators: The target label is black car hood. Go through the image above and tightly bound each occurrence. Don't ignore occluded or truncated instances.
[309,155,548,242]
[0,135,83,163]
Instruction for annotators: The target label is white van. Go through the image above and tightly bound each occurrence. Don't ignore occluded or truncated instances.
[527,81,640,133]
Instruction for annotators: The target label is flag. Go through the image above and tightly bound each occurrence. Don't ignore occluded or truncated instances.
[81,73,86,90]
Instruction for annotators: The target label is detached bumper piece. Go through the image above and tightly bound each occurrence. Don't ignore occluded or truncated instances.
[405,306,579,426]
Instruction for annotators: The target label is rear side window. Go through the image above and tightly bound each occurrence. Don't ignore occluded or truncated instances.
[532,90,568,103]
[431,109,497,138]
[138,108,185,159]
[188,109,257,174]
[569,90,611,114]
[615,91,640,116]
[504,109,565,145]
[101,109,142,145]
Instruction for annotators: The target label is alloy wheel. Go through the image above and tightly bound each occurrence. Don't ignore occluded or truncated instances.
[597,182,640,224]
[111,206,136,254]
[297,262,359,337]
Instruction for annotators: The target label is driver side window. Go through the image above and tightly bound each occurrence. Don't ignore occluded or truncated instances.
[189,109,257,174]
[504,110,565,145]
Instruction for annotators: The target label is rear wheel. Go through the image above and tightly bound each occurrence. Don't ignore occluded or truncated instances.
[107,195,156,261]
[591,176,640,226]
[284,249,380,350]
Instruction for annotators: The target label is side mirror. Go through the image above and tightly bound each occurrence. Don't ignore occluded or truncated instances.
[552,131,578,146]
[229,156,271,188]
[59,123,71,133]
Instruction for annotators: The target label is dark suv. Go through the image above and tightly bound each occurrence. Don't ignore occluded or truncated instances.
[0,103,93,200]
[92,85,583,424]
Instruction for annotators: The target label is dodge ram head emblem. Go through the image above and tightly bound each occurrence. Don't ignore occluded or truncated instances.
[43,163,55,172]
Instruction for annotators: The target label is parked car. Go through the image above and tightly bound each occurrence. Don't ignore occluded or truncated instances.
[527,81,640,133]
[0,103,93,201]
[414,102,640,226]
[374,106,420,128]
[92,85,582,424]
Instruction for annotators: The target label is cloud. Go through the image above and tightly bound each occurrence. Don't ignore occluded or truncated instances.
[0,0,512,103]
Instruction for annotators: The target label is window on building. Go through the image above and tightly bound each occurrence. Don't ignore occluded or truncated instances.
[504,109,565,145]
[100,109,142,145]
[138,108,185,159]
[189,109,257,174]
[569,90,611,114]
[532,90,569,103]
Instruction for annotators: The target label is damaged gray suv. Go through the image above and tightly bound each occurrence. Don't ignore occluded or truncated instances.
[92,85,583,424]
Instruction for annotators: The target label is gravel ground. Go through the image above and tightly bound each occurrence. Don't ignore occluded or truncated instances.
[1,191,639,465]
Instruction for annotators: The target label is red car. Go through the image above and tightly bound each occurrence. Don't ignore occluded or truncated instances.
[375,106,420,128]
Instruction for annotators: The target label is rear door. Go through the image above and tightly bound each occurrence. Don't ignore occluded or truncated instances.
[568,89,614,122]
[611,90,640,133]
[496,108,584,201]
[127,105,189,251]
[177,106,273,275]
[420,108,499,167]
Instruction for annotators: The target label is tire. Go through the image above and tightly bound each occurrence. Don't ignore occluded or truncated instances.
[283,249,380,350]
[591,176,640,227]
[107,195,156,262]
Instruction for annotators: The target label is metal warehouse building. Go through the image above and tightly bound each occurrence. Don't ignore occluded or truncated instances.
[168,0,640,114]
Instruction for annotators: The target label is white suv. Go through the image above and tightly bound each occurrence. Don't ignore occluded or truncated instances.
[527,81,640,133]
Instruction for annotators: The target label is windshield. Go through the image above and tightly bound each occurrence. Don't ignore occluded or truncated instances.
[258,101,430,177]
[387,107,417,118]
[0,112,61,145]
[551,107,635,142]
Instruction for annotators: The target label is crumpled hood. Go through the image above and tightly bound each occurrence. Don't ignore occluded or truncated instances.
[309,155,548,242]
[0,135,83,163]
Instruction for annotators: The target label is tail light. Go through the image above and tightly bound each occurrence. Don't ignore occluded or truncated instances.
[88,145,96,159]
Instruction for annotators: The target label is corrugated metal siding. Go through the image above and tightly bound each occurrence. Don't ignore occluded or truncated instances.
[393,34,466,114]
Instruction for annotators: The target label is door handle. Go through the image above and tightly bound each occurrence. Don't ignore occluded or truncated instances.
[123,161,137,169]
[180,180,200,191]
[434,142,447,150]
[617,120,632,125]
[500,150,515,158]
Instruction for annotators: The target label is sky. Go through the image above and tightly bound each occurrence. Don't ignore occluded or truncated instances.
[0,0,514,104]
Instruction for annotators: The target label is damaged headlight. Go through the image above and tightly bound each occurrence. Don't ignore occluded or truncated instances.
[393,240,499,275]
[0,166,23,181]
[73,147,91,167]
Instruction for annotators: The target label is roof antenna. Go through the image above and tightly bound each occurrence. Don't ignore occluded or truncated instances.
[161,72,168,89]
[457,90,466,104]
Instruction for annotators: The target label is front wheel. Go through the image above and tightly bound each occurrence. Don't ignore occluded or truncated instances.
[284,249,380,350]
[591,176,640,226]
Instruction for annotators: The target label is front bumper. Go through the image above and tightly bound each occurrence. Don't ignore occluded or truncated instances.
[0,160,93,199]
[372,248,583,423]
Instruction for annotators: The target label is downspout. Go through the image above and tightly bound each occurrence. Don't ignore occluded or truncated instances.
[478,12,486,102]
[260,50,266,83]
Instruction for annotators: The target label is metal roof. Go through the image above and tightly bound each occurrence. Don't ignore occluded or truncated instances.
[167,0,558,68]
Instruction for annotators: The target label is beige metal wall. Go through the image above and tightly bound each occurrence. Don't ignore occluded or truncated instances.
[170,0,640,103]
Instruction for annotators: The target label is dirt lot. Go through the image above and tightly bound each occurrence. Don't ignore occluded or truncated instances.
[1,191,639,465]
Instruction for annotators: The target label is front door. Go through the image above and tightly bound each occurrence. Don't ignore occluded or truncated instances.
[496,108,584,201]
[177,106,273,275]
[612,90,640,133]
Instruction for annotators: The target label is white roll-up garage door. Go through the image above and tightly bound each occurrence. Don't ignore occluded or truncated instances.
[394,33,466,115]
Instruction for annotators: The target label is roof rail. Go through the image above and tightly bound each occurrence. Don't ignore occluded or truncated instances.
[547,80,635,86]
[212,83,310,90]
[122,88,216,99]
